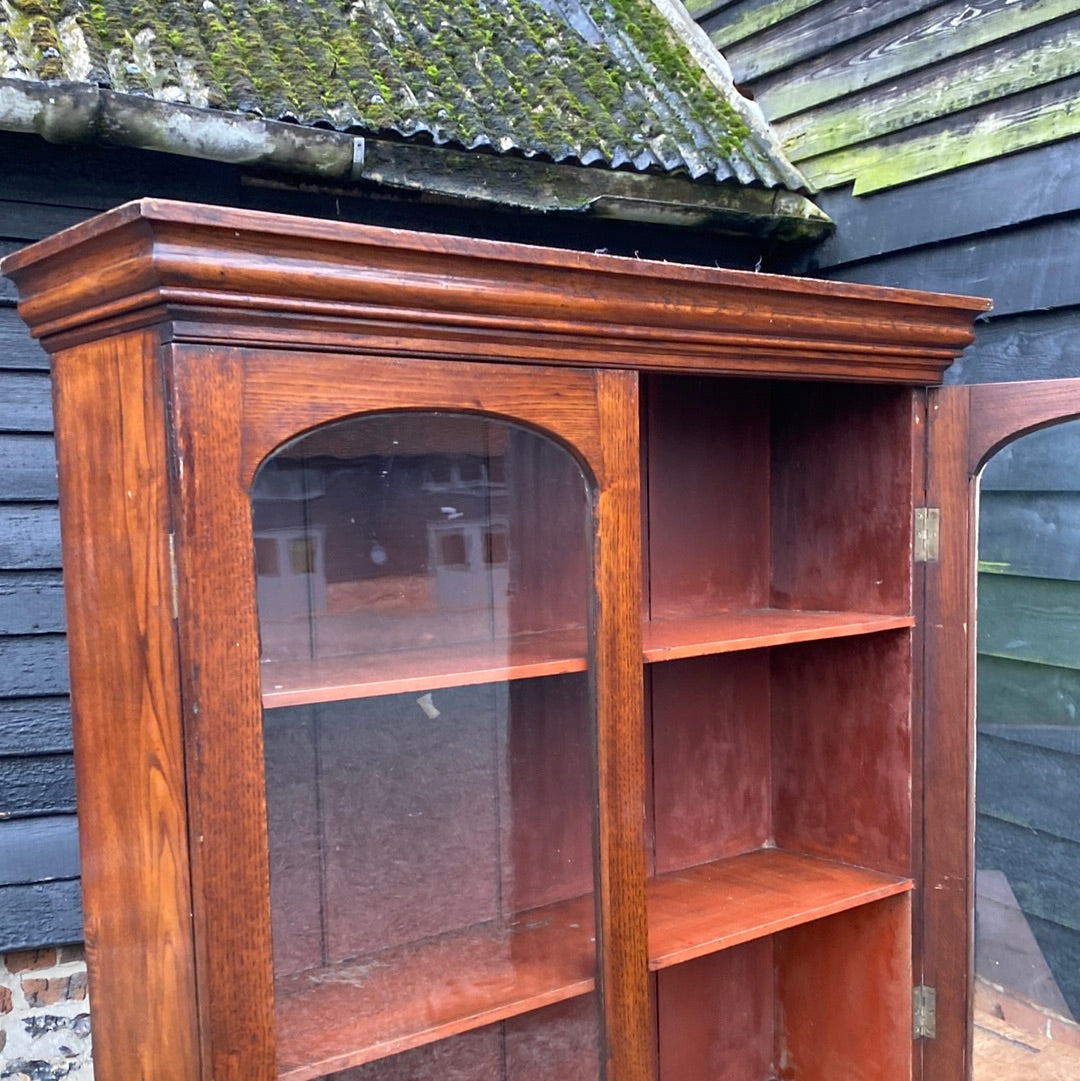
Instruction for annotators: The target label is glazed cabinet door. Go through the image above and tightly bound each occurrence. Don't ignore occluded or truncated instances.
[164,347,648,1081]
[920,378,1080,1081]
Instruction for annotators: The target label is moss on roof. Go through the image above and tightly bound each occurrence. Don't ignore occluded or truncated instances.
[0,0,805,185]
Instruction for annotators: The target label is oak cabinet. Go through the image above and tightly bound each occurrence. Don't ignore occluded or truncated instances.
[1,201,991,1081]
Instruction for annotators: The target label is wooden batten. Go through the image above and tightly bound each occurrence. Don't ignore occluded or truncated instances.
[3,199,988,381]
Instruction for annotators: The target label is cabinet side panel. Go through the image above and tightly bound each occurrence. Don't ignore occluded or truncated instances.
[772,634,913,876]
[771,385,914,614]
[644,376,770,618]
[51,331,200,1080]
[507,429,591,636]
[776,894,912,1081]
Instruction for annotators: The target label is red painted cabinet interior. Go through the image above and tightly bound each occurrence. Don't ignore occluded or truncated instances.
[0,200,992,1081]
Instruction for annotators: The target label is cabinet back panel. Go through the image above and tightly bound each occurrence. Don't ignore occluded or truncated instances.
[325,996,600,1081]
[770,385,914,614]
[319,686,503,962]
[654,900,911,1081]
[503,996,602,1081]
[264,705,324,975]
[328,1025,502,1080]
[644,376,771,618]
[776,895,912,1081]
[651,653,772,873]
[656,941,774,1081]
[771,634,912,876]
[506,428,591,637]
[253,414,590,662]
[504,674,596,913]
[263,675,598,972]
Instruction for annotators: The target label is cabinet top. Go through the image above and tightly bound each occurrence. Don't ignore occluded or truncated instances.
[2,198,990,382]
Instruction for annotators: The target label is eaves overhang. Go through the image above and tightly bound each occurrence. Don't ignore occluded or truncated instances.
[0,78,833,246]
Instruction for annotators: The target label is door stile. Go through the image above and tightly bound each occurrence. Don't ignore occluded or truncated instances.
[592,369,651,1081]
[910,389,929,1079]
[921,385,977,1081]
[165,344,277,1081]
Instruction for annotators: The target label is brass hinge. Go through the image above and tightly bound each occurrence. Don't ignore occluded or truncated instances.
[168,532,179,621]
[914,507,940,563]
[913,985,937,1039]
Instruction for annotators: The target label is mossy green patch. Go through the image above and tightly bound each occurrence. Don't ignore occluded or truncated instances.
[706,0,822,50]
[802,82,1080,194]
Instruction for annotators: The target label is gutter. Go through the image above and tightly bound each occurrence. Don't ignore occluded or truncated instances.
[0,78,832,246]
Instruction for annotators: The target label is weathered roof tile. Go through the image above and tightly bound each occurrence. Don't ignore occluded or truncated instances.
[0,0,806,187]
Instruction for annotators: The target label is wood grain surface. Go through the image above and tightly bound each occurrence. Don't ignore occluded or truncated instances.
[51,329,200,1081]
[2,199,988,382]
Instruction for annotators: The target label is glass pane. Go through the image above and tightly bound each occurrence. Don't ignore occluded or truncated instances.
[973,420,1080,1076]
[253,413,600,1081]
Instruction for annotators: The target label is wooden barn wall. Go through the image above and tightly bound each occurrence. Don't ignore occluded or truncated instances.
[694,0,1080,196]
[0,135,270,951]
[0,130,778,952]
[693,0,1080,1024]
[693,0,1080,385]
[0,171,80,952]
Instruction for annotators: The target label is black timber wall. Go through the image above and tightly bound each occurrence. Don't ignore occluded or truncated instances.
[0,130,777,953]
[0,136,294,951]
[693,0,1080,199]
[694,0,1080,380]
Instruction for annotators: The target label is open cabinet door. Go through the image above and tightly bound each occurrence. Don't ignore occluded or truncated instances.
[919,377,1080,1081]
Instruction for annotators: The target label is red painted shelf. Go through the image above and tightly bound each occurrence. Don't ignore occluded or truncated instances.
[262,610,912,709]
[273,848,910,1080]
[647,848,912,971]
[642,609,913,663]
[261,627,588,708]
[274,893,596,1081]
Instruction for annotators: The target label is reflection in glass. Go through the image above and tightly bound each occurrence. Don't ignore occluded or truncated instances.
[973,420,1080,1072]
[252,413,600,1081]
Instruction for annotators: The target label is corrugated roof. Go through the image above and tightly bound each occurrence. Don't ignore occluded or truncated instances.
[0,0,805,188]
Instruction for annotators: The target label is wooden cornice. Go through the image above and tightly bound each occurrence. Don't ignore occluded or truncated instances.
[1,199,990,382]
